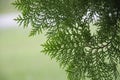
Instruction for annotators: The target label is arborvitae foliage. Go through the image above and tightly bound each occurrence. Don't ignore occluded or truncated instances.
[13,0,120,80]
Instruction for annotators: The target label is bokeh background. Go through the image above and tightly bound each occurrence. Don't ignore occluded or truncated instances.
[0,0,66,80]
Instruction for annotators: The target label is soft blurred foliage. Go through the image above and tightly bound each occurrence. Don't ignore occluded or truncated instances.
[0,0,66,80]
[0,0,17,13]
[0,28,66,80]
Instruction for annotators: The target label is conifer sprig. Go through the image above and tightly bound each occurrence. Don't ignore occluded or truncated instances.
[13,0,120,80]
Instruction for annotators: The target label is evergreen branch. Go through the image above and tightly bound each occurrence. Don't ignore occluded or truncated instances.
[13,0,120,80]
[14,15,30,27]
[29,26,42,36]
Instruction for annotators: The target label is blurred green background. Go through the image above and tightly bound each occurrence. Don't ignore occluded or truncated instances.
[0,0,66,80]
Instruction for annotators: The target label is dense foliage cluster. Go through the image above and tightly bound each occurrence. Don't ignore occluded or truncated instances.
[13,0,120,80]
